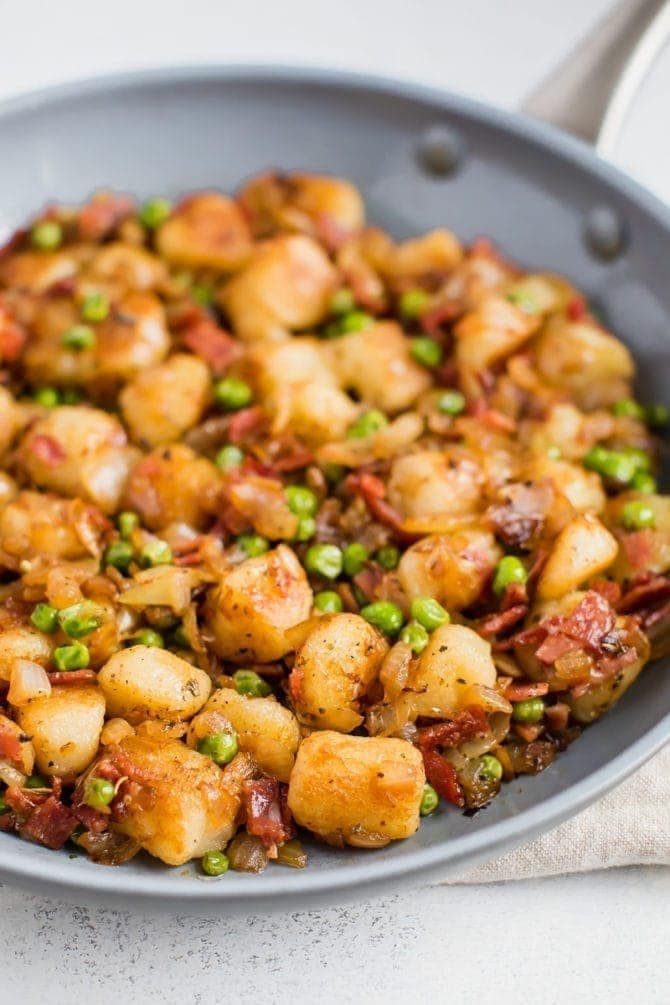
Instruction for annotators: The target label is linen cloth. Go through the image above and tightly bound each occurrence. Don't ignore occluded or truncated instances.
[450,743,670,883]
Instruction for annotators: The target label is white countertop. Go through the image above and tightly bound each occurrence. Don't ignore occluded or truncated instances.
[1,1,669,1001]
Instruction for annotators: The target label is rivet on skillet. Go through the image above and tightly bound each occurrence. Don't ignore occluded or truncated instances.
[416,126,463,177]
[584,205,626,261]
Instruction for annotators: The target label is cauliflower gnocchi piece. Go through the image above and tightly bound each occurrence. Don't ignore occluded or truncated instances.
[208,544,313,663]
[18,686,105,780]
[329,322,431,413]
[0,626,53,681]
[0,250,79,293]
[536,514,618,601]
[220,234,337,341]
[123,445,220,531]
[120,353,211,447]
[397,529,502,611]
[288,731,425,847]
[200,689,300,782]
[111,736,254,865]
[18,406,137,513]
[97,645,211,723]
[87,242,167,290]
[290,614,388,731]
[156,191,252,271]
[386,229,463,287]
[535,317,634,410]
[239,171,365,241]
[0,490,105,569]
[396,623,497,722]
[387,449,483,526]
[454,293,540,396]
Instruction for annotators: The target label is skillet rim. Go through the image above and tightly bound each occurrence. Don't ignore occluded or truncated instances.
[0,63,668,907]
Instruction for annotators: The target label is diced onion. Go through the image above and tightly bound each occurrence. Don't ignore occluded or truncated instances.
[227,832,269,873]
[120,566,200,615]
[0,761,27,788]
[275,839,308,869]
[8,659,51,707]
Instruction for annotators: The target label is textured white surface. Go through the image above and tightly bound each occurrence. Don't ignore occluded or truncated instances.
[0,0,669,1000]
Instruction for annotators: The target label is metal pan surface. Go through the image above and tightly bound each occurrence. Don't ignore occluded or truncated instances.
[0,65,668,910]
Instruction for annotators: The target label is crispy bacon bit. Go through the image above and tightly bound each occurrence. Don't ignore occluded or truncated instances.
[621,529,653,571]
[0,294,27,363]
[47,669,96,685]
[478,604,528,638]
[504,681,549,702]
[19,796,78,850]
[346,471,418,544]
[544,702,570,733]
[488,481,554,550]
[181,319,238,375]
[420,301,460,337]
[0,724,24,768]
[4,786,46,816]
[243,777,296,848]
[592,578,622,606]
[534,633,581,665]
[467,397,517,433]
[271,445,314,472]
[72,802,110,835]
[422,749,464,807]
[228,406,265,445]
[567,296,586,321]
[617,574,670,615]
[513,722,544,743]
[78,193,134,240]
[417,706,489,752]
[29,434,65,466]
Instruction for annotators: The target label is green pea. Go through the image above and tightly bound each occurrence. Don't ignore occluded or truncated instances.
[237,534,270,558]
[58,602,103,639]
[285,485,318,517]
[213,377,253,411]
[620,500,656,530]
[330,288,355,315]
[612,399,645,420]
[375,545,400,571]
[61,388,81,404]
[233,669,272,697]
[104,540,134,572]
[399,622,429,655]
[171,624,191,649]
[294,516,316,542]
[31,220,62,250]
[512,697,545,723]
[215,445,244,471]
[399,288,430,320]
[411,337,443,369]
[419,783,439,816]
[30,603,59,634]
[33,387,60,408]
[81,291,110,323]
[342,542,369,578]
[61,324,95,351]
[410,596,450,631]
[83,777,115,811]
[583,447,639,484]
[201,850,229,876]
[117,511,139,539]
[631,471,657,494]
[191,284,213,307]
[131,628,164,648]
[506,290,539,314]
[140,539,173,568]
[477,754,503,782]
[139,197,172,229]
[347,410,389,439]
[53,643,89,671]
[340,310,373,333]
[646,403,670,429]
[360,601,404,636]
[25,774,48,789]
[197,731,239,766]
[314,591,343,613]
[305,543,343,580]
[493,556,528,597]
[437,390,465,416]
[622,447,651,472]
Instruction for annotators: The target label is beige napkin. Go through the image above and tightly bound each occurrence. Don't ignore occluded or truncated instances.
[448,742,670,883]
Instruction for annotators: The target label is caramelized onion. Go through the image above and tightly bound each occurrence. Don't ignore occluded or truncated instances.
[8,660,51,707]
[75,830,141,866]
[227,831,269,873]
[275,838,308,869]
[379,641,412,701]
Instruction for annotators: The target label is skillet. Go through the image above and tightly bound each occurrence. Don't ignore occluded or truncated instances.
[0,60,669,911]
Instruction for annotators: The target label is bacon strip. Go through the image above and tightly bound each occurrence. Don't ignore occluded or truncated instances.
[29,434,65,466]
[0,724,24,769]
[243,778,295,847]
[346,471,418,544]
[478,604,528,638]
[47,669,96,685]
[181,319,238,375]
[19,796,78,850]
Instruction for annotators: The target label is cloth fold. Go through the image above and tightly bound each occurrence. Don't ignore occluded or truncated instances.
[448,743,670,884]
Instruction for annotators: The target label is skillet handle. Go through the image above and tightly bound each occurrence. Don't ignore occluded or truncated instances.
[521,0,670,156]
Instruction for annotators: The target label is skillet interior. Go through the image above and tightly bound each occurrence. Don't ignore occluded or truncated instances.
[0,66,669,909]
